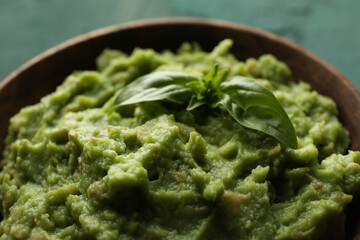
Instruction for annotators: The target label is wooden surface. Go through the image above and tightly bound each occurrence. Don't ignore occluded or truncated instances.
[0,18,360,238]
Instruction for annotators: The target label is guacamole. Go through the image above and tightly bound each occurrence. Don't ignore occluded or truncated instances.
[0,39,359,240]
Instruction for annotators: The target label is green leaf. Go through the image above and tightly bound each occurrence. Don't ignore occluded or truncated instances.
[115,71,199,106]
[219,76,298,149]
[212,69,228,89]
[203,64,219,86]
[202,64,227,90]
[187,95,207,111]
[112,67,297,149]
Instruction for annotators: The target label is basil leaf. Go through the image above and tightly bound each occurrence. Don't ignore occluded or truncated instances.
[187,95,207,111]
[112,67,297,149]
[219,76,298,149]
[203,64,219,86]
[115,71,199,106]
[203,64,227,90]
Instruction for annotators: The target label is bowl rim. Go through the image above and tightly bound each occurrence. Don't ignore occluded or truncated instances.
[1,17,360,150]
[1,17,359,98]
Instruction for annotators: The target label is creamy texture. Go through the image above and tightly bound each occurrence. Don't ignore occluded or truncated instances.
[0,40,359,240]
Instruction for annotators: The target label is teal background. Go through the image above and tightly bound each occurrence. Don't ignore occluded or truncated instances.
[0,0,359,89]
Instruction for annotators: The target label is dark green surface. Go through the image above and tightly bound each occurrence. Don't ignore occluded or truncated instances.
[0,0,359,89]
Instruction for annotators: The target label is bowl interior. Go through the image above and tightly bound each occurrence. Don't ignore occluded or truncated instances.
[1,18,360,238]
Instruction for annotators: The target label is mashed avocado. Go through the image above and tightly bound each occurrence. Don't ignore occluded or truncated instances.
[0,39,359,240]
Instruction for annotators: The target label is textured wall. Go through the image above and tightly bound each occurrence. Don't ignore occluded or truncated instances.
[0,0,359,89]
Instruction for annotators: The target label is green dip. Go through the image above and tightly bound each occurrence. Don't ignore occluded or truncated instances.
[1,39,359,240]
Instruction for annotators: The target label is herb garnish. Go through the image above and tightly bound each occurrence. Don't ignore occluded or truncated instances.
[113,65,298,149]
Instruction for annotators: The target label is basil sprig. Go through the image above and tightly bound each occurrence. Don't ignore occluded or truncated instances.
[114,66,298,149]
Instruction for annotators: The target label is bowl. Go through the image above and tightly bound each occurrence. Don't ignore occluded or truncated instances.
[1,17,360,238]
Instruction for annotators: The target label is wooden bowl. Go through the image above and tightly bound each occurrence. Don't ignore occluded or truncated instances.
[1,18,360,238]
